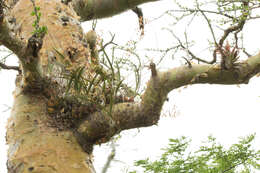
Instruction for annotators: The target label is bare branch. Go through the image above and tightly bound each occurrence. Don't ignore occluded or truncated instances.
[242,49,252,58]
[170,8,234,19]
[101,142,116,173]
[98,33,117,52]
[216,1,250,70]
[168,29,216,64]
[199,8,217,46]
[75,53,260,145]
[71,0,160,21]
[182,57,192,68]
[0,62,20,72]
[218,1,249,48]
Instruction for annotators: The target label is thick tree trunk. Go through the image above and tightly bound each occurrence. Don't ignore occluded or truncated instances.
[6,93,95,173]
[3,0,161,172]
[3,0,260,172]
[6,0,96,172]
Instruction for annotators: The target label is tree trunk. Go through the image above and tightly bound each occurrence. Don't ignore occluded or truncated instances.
[3,0,260,172]
[7,93,95,173]
[6,0,96,172]
[3,0,161,172]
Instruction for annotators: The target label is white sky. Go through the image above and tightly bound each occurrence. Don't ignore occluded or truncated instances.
[1,0,260,172]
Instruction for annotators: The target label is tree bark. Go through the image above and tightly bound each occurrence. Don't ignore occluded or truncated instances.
[2,0,260,173]
[4,0,97,172]
[7,93,95,173]
[70,0,159,21]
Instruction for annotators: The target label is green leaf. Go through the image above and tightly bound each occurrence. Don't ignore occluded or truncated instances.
[131,135,260,173]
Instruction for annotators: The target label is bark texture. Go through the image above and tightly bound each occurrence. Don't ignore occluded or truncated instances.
[1,0,260,173]
[4,0,96,172]
[7,93,95,173]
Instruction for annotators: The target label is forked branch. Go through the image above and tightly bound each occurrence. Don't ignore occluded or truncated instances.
[75,53,260,146]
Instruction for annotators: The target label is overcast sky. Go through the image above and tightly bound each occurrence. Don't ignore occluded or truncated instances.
[1,0,260,172]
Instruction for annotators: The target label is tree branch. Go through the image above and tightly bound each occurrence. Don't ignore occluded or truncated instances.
[101,142,116,173]
[218,1,249,48]
[70,0,159,21]
[0,9,25,56]
[0,62,20,72]
[75,53,260,146]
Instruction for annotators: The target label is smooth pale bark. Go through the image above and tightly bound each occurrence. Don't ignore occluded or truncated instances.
[71,0,159,21]
[1,0,260,173]
[76,54,260,144]
[7,93,94,173]
[4,0,96,172]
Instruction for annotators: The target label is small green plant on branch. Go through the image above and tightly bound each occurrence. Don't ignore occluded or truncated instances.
[130,134,260,173]
[52,41,140,117]
[30,0,47,37]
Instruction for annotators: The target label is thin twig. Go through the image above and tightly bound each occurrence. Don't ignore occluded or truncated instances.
[222,159,247,173]
[166,28,215,64]
[98,33,117,52]
[0,62,20,72]
[182,57,192,68]
[218,1,249,48]
[170,9,234,19]
[199,8,218,46]
[101,143,116,173]
[242,49,252,58]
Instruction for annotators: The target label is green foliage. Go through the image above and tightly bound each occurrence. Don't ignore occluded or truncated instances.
[173,0,253,26]
[30,3,47,37]
[130,135,260,173]
[52,46,139,116]
[216,0,251,23]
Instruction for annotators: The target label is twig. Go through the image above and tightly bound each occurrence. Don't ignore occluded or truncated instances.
[170,9,234,19]
[242,49,252,58]
[99,33,117,52]
[167,28,216,64]
[132,6,144,35]
[0,62,20,72]
[216,1,250,69]
[182,57,192,68]
[218,1,249,48]
[101,143,116,173]
[199,8,218,46]
[92,19,97,30]
[222,160,247,173]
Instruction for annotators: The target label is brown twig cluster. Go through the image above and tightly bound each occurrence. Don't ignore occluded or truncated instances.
[152,0,258,70]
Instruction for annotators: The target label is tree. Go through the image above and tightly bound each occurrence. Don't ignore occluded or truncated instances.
[131,135,260,173]
[0,0,260,172]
